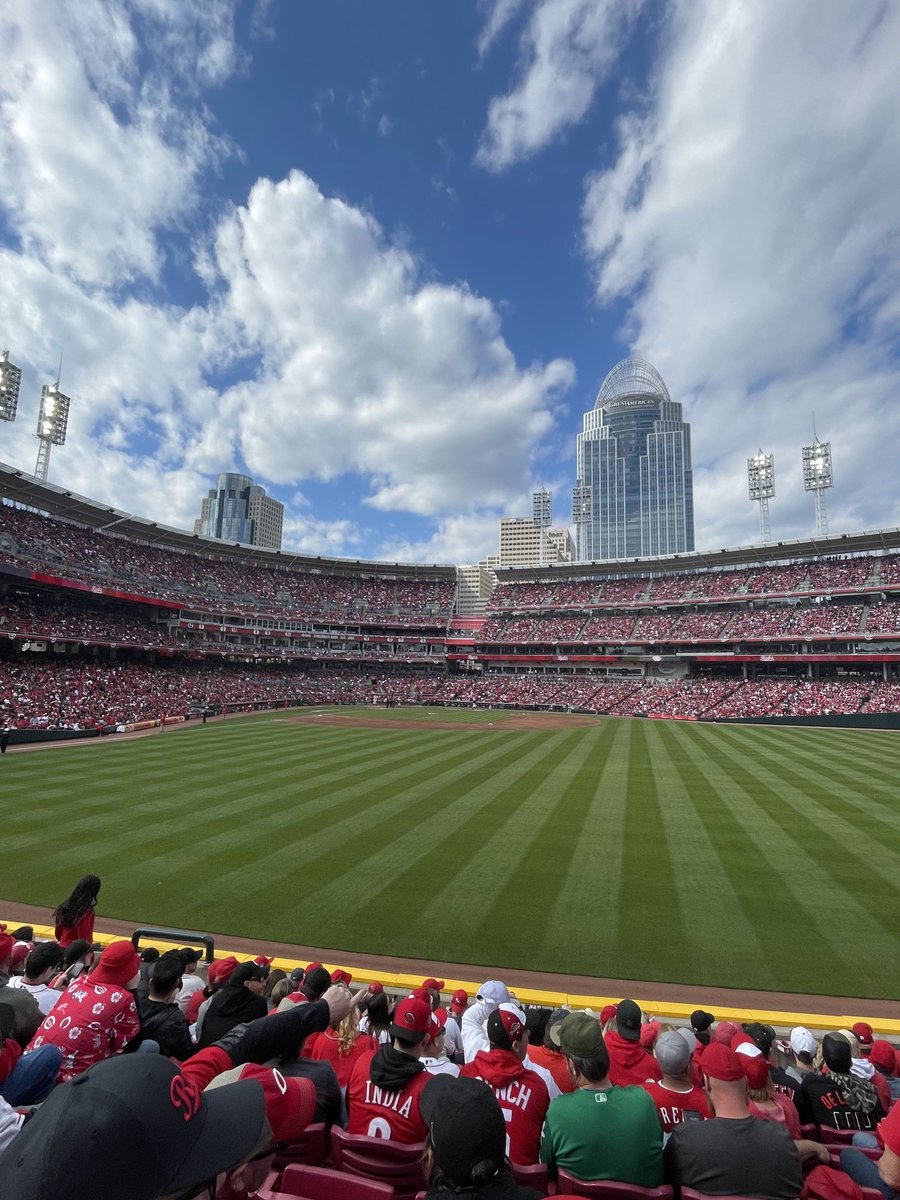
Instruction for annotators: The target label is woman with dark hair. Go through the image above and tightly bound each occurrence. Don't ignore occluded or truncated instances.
[358,990,393,1045]
[52,875,101,947]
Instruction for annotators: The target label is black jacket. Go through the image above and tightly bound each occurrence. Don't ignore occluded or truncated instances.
[137,997,194,1060]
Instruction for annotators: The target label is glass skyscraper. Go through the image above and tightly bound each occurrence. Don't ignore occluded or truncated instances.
[194,472,284,550]
[573,358,694,561]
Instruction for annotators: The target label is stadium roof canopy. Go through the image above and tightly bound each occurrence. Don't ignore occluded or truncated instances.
[0,461,455,581]
[494,526,900,583]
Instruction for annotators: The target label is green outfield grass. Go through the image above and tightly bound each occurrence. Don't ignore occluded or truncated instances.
[3,709,899,998]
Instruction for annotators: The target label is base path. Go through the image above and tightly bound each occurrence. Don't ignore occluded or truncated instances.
[2,898,895,1025]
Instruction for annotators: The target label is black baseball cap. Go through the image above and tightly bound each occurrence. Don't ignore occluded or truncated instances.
[616,998,642,1042]
[0,1054,266,1200]
[420,1074,506,1187]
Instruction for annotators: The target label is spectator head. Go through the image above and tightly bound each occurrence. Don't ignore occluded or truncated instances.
[487,1004,528,1060]
[140,947,160,965]
[179,948,203,974]
[288,966,305,989]
[52,874,101,926]
[390,996,432,1052]
[363,990,392,1037]
[713,1020,742,1045]
[852,1022,874,1052]
[0,1053,267,1200]
[450,988,468,1017]
[24,941,63,983]
[743,1022,776,1058]
[61,939,94,970]
[870,1041,896,1075]
[10,926,34,942]
[737,1046,771,1099]
[426,1009,448,1055]
[701,1044,749,1112]
[264,968,287,1000]
[823,1033,853,1074]
[691,1009,715,1046]
[615,999,643,1043]
[525,1006,550,1048]
[254,955,274,978]
[301,965,332,1001]
[656,1030,691,1079]
[837,1028,861,1059]
[545,1007,570,1050]
[475,980,510,1011]
[208,957,239,989]
[641,1021,661,1050]
[206,1063,316,1145]
[556,1011,609,1084]
[421,977,444,1009]
[229,963,266,994]
[268,978,293,1007]
[600,1003,618,1030]
[0,933,13,972]
[421,1075,506,1191]
[9,942,30,974]
[149,956,183,1001]
[331,968,352,987]
[92,941,141,989]
[789,1026,817,1064]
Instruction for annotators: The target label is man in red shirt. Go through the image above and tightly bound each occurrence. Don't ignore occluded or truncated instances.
[347,995,433,1142]
[643,1030,711,1135]
[460,1002,550,1165]
[28,940,141,1083]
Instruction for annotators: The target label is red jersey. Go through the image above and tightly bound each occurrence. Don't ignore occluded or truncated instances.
[528,1043,575,1094]
[460,1050,550,1165]
[347,1048,431,1144]
[309,1030,376,1088]
[642,1079,711,1134]
[29,977,140,1082]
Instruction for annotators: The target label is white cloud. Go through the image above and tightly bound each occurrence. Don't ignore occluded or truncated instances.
[281,512,362,557]
[0,1,237,288]
[581,0,900,545]
[477,0,641,171]
[477,0,528,58]
[209,171,575,517]
[378,512,505,566]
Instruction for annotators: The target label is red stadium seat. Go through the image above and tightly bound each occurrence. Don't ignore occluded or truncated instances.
[272,1123,329,1169]
[256,1164,395,1200]
[330,1126,427,1200]
[556,1173,673,1198]
[820,1128,863,1145]
[510,1161,550,1191]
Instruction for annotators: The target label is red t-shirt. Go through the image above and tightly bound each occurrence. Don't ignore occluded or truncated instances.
[346,1051,431,1144]
[877,1100,900,1154]
[309,1030,376,1088]
[528,1043,575,1094]
[642,1080,711,1134]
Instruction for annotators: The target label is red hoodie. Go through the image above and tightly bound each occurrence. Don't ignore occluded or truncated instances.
[605,1030,661,1087]
[460,1049,550,1164]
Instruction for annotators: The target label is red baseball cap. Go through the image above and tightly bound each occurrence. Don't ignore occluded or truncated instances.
[600,1004,618,1025]
[208,956,239,984]
[331,968,352,986]
[450,988,468,1014]
[368,981,384,995]
[703,1043,745,1081]
[640,1021,661,1049]
[253,955,274,968]
[870,1040,896,1071]
[390,996,432,1041]
[487,1003,526,1047]
[206,1064,316,1143]
[713,1020,742,1045]
[428,1009,448,1044]
[852,1022,873,1047]
[741,1053,770,1089]
[422,977,445,991]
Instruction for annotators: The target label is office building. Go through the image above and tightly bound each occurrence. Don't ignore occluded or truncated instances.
[573,357,694,561]
[194,472,284,550]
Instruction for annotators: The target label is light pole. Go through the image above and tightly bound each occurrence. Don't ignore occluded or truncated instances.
[747,450,775,544]
[802,436,833,538]
[35,381,71,481]
[0,350,22,423]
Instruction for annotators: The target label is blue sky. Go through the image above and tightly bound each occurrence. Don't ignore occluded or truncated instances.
[1,1,899,564]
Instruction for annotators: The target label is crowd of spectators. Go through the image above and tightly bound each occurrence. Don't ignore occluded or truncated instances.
[2,931,898,1200]
[0,505,454,621]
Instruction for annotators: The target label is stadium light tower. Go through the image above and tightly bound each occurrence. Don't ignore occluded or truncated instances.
[0,349,22,423]
[34,379,71,481]
[747,450,775,544]
[532,486,551,566]
[802,432,833,538]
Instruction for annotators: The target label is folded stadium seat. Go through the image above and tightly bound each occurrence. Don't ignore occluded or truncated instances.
[330,1126,427,1200]
[556,1174,673,1199]
[271,1123,329,1169]
[820,1128,864,1145]
[510,1161,550,1192]
[256,1163,396,1200]
[680,1192,774,1200]
[800,1124,819,1141]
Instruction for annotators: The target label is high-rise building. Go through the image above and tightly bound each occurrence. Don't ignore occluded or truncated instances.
[573,357,694,561]
[497,517,575,566]
[194,472,284,550]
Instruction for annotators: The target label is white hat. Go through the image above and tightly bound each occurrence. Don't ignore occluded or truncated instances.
[790,1026,816,1057]
[476,980,510,1007]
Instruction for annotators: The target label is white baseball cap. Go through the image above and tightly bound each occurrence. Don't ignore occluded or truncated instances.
[790,1026,817,1057]
[476,980,511,1007]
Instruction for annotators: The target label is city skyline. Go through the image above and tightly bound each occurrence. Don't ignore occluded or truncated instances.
[1,3,898,563]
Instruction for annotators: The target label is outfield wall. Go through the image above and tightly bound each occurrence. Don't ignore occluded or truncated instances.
[717,714,900,731]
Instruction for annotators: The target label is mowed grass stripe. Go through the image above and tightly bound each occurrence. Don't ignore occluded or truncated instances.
[656,722,857,992]
[305,731,587,961]
[633,721,772,987]
[168,731,554,946]
[682,723,894,994]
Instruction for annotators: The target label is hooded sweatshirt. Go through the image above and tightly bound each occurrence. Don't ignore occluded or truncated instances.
[347,1044,430,1143]
[605,1029,662,1088]
[460,1049,550,1165]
